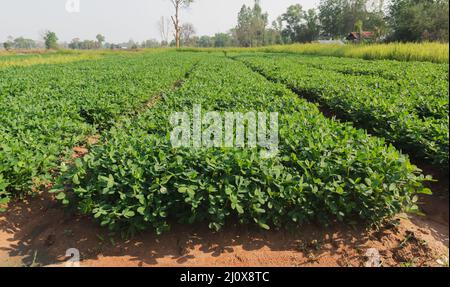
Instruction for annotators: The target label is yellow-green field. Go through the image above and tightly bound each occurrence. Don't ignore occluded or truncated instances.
[0,53,100,68]
[0,49,173,68]
[1,42,448,66]
[180,42,449,63]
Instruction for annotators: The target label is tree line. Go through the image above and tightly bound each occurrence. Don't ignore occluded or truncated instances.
[2,0,448,51]
[197,0,448,47]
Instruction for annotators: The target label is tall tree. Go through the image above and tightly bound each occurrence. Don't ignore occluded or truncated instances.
[281,4,303,42]
[281,5,320,43]
[43,31,58,50]
[319,0,346,38]
[235,0,268,47]
[264,20,283,45]
[302,9,321,42]
[236,5,253,46]
[96,34,105,48]
[355,19,364,42]
[69,38,81,49]
[388,0,449,42]
[181,23,196,46]
[169,0,194,48]
[250,0,269,46]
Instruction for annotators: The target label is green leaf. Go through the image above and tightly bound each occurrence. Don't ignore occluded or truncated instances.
[137,207,146,215]
[123,210,135,218]
[258,222,270,230]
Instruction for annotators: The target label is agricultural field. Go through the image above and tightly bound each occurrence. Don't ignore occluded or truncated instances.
[0,50,448,267]
[182,42,450,64]
[235,53,449,167]
[0,51,200,199]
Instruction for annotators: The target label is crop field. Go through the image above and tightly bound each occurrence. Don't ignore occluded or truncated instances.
[0,52,200,199]
[181,42,450,64]
[236,53,449,167]
[1,50,448,239]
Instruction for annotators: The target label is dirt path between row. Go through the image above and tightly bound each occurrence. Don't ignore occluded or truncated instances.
[0,191,448,267]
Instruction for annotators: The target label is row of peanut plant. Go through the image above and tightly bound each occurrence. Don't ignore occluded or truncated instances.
[0,51,199,199]
[52,54,430,236]
[235,53,449,168]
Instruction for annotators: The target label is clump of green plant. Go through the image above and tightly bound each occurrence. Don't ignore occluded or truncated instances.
[0,51,199,199]
[237,53,449,168]
[52,56,431,236]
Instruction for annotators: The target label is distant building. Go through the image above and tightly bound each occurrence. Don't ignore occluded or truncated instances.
[345,31,375,42]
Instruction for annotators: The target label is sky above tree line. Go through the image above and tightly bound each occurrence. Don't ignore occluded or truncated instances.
[0,0,319,43]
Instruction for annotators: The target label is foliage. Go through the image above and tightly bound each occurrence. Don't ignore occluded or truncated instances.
[388,0,449,42]
[318,0,387,39]
[235,0,269,47]
[43,31,59,50]
[281,5,321,43]
[69,38,101,50]
[236,53,449,167]
[180,23,196,46]
[0,52,199,198]
[2,42,12,51]
[2,37,36,50]
[168,0,195,48]
[213,33,234,48]
[52,54,429,235]
[96,34,106,47]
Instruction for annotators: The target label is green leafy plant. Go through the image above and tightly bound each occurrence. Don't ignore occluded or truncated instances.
[0,51,199,198]
[52,55,431,235]
[236,53,449,168]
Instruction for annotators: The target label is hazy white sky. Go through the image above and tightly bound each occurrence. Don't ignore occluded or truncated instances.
[0,0,319,43]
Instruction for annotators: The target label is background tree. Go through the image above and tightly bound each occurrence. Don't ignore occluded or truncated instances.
[158,16,171,47]
[68,38,81,49]
[214,33,232,47]
[235,5,253,46]
[355,19,364,42]
[96,34,105,48]
[141,39,160,48]
[318,0,388,40]
[264,22,283,45]
[281,4,303,42]
[250,0,269,46]
[301,9,321,42]
[281,5,320,43]
[388,0,449,42]
[235,0,268,47]
[169,0,194,48]
[197,35,214,47]
[14,37,37,49]
[269,17,285,44]
[43,31,58,49]
[128,39,138,49]
[181,23,196,46]
[319,0,346,38]
[3,37,13,51]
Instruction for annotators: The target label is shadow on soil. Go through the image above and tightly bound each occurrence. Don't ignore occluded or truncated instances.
[0,190,448,267]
